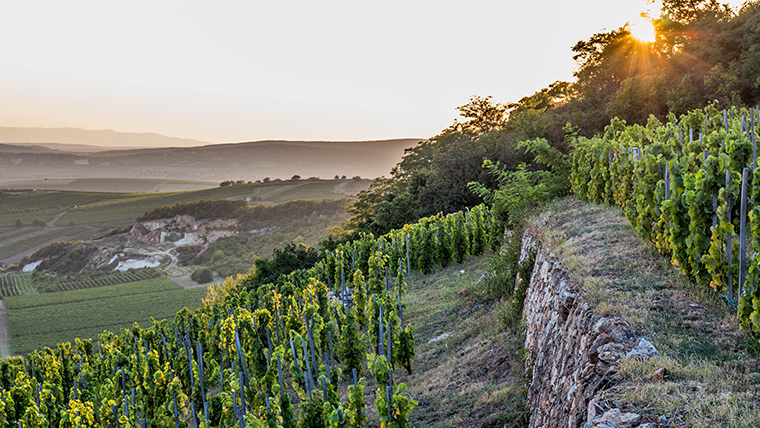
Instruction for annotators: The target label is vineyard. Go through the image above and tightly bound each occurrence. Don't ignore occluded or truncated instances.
[0,274,33,298]
[0,270,163,298]
[0,204,495,427]
[571,104,760,331]
[7,279,208,355]
[53,270,162,292]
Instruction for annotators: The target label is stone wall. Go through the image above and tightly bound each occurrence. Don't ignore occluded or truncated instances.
[521,230,660,428]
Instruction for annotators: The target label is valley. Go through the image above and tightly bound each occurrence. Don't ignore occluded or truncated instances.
[0,178,369,266]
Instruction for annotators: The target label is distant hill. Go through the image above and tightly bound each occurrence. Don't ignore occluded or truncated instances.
[0,127,210,149]
[0,138,421,182]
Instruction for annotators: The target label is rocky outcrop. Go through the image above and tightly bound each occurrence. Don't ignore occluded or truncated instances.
[131,215,240,244]
[521,231,661,428]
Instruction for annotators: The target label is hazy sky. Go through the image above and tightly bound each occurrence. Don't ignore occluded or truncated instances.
[0,0,728,143]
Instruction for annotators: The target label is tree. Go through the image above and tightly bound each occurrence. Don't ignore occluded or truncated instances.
[291,175,301,181]
[248,242,320,288]
[666,75,704,116]
[441,96,508,135]
[191,268,214,284]
[608,74,668,124]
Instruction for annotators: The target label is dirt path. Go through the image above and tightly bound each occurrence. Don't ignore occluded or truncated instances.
[147,180,170,192]
[0,301,14,358]
[46,208,71,227]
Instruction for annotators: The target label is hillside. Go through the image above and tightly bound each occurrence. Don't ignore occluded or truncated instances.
[0,137,421,182]
[6,197,347,278]
[519,198,760,427]
[0,127,210,149]
[0,179,366,266]
[402,198,760,427]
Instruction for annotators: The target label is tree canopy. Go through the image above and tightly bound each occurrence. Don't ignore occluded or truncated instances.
[337,0,760,239]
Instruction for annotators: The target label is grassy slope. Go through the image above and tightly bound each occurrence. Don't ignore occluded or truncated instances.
[531,198,760,428]
[392,256,529,428]
[7,278,207,354]
[394,197,760,428]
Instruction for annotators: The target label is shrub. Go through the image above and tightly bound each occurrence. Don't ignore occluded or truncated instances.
[191,268,214,284]
[210,250,225,264]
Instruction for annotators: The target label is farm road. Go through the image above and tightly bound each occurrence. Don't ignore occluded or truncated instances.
[46,208,71,227]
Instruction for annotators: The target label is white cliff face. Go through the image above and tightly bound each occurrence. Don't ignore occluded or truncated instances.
[115,258,161,271]
[22,261,42,272]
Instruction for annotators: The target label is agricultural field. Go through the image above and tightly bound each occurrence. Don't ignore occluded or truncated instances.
[0,225,93,261]
[0,273,33,298]
[0,179,365,266]
[338,178,373,193]
[0,178,218,193]
[52,269,160,291]
[6,278,207,354]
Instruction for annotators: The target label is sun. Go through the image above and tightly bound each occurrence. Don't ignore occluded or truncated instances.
[629,16,656,43]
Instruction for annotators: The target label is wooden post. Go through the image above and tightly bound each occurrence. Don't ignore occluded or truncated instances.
[739,168,749,300]
[713,192,718,229]
[405,235,410,275]
[724,109,729,133]
[727,169,733,303]
[277,354,284,397]
[378,306,384,356]
[386,317,392,364]
[665,163,670,200]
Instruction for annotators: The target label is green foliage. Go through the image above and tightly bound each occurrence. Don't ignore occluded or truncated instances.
[190,268,214,284]
[0,201,496,426]
[250,242,321,289]
[338,308,363,376]
[570,104,760,334]
[209,249,225,264]
[344,119,533,238]
[136,199,248,222]
[469,149,566,229]
[441,96,508,135]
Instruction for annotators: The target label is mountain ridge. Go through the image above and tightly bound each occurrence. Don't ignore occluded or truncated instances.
[0,136,422,182]
[0,127,211,149]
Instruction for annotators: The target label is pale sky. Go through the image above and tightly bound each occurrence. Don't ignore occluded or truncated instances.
[0,0,727,143]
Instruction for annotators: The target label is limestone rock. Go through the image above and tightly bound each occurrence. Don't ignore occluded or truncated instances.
[594,409,641,428]
[626,338,660,360]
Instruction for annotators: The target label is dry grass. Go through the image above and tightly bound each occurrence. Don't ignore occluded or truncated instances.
[529,197,760,427]
[392,256,529,428]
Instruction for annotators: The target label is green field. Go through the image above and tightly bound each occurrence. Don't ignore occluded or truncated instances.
[0,226,94,261]
[7,278,207,354]
[0,178,218,193]
[0,180,352,229]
